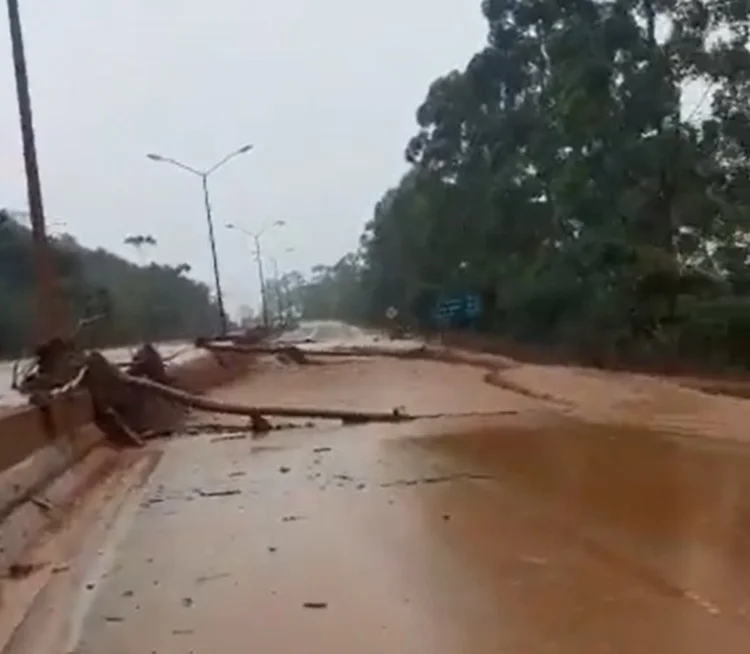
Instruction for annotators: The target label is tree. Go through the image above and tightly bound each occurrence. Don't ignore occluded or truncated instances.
[0,221,216,355]
[309,0,750,368]
[275,258,366,323]
[124,234,157,266]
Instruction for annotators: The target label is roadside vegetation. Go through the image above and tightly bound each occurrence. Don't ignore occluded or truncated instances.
[285,0,750,370]
[0,216,217,356]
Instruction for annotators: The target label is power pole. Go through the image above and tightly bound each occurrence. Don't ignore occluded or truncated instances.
[254,235,268,327]
[6,0,63,343]
[200,175,228,335]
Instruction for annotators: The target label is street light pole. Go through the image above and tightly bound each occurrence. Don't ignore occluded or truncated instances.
[226,221,285,328]
[200,175,226,334]
[255,235,268,327]
[6,0,63,343]
[147,144,253,336]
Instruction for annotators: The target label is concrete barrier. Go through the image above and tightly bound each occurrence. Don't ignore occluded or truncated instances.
[0,348,255,572]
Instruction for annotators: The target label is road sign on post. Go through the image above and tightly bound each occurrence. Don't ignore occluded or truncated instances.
[432,293,482,329]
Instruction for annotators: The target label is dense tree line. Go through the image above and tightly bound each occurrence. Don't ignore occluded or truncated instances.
[273,255,366,323]
[291,0,750,369]
[0,216,218,355]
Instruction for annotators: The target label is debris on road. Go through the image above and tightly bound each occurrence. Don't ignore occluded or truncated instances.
[195,488,241,498]
[279,465,291,474]
[196,572,231,585]
[121,372,419,427]
[5,562,45,579]
[380,473,492,488]
[303,602,328,609]
[211,433,247,443]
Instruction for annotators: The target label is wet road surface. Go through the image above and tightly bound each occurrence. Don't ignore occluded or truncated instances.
[9,322,750,653]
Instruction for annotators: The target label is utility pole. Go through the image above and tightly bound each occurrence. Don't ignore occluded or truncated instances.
[6,0,63,343]
[255,234,268,327]
[201,175,226,334]
[225,221,285,329]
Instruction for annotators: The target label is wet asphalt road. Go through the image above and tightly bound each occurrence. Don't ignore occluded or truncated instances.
[10,322,750,653]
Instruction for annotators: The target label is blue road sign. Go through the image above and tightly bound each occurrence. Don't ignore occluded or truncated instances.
[432,293,482,327]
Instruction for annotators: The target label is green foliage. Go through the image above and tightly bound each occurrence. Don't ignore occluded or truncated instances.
[307,0,750,368]
[0,219,217,355]
[277,255,367,324]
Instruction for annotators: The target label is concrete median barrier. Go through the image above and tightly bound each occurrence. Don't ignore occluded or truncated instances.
[0,348,255,575]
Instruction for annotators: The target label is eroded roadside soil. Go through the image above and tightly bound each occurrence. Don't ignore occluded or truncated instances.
[7,325,750,654]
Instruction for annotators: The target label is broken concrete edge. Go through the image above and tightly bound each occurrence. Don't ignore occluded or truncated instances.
[0,348,255,574]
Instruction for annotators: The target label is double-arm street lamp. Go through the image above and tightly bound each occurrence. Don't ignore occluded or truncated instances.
[225,220,285,327]
[146,144,253,335]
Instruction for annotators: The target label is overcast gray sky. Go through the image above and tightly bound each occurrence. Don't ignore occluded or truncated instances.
[0,0,486,315]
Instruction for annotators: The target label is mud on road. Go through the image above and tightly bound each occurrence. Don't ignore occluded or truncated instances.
[7,325,750,654]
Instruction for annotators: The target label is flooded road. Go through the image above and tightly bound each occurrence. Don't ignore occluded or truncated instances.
[9,323,750,653]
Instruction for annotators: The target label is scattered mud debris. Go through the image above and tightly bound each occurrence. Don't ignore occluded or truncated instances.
[196,572,231,585]
[184,423,250,437]
[181,597,194,608]
[211,433,247,443]
[303,601,328,609]
[313,446,332,453]
[196,488,241,498]
[6,562,46,579]
[380,473,492,488]
[268,546,277,553]
[279,465,291,474]
[122,590,134,597]
[30,495,57,513]
[104,616,124,623]
[228,471,246,478]
[281,514,306,522]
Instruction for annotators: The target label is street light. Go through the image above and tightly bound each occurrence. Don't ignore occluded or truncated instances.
[146,143,254,335]
[226,220,285,327]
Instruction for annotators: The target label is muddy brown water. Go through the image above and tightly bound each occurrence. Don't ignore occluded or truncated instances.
[6,323,750,653]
